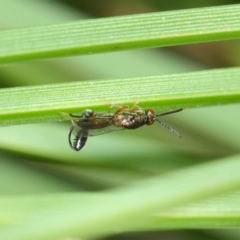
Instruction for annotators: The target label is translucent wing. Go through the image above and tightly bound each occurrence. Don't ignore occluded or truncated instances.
[70,123,124,137]
[68,123,124,151]
[88,124,125,136]
[66,111,124,137]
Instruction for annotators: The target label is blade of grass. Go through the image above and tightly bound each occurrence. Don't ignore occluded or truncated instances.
[0,4,240,63]
[0,153,80,195]
[1,154,240,240]
[0,0,83,28]
[138,190,240,230]
[0,67,240,126]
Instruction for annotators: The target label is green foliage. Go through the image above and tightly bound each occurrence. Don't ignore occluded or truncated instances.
[0,67,240,126]
[0,4,239,63]
[0,2,240,240]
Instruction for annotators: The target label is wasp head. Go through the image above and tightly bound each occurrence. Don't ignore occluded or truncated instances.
[82,109,95,118]
[146,109,155,126]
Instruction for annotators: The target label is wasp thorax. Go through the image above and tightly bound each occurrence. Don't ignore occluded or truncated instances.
[146,109,155,126]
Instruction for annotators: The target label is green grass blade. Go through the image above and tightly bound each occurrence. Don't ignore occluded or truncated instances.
[0,2,240,239]
[0,67,239,126]
[0,4,240,63]
[139,190,240,230]
[1,154,240,240]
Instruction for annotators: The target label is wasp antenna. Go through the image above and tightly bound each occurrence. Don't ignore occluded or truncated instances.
[156,119,181,138]
[69,113,84,119]
[156,108,183,117]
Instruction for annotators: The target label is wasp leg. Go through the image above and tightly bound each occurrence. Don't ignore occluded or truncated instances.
[59,112,73,121]
[109,104,132,116]
[109,103,129,109]
[130,102,144,113]
[69,113,84,118]
[111,102,142,114]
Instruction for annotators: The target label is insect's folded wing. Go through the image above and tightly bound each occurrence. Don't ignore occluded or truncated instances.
[88,125,124,137]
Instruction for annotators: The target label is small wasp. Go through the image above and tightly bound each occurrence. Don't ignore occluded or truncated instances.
[66,105,183,151]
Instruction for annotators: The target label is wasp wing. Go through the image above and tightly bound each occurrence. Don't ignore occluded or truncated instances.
[88,124,125,136]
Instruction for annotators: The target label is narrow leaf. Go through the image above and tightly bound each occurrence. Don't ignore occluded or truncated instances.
[0,67,240,126]
[0,4,240,63]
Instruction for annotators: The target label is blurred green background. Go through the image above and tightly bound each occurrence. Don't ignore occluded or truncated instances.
[0,1,240,240]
